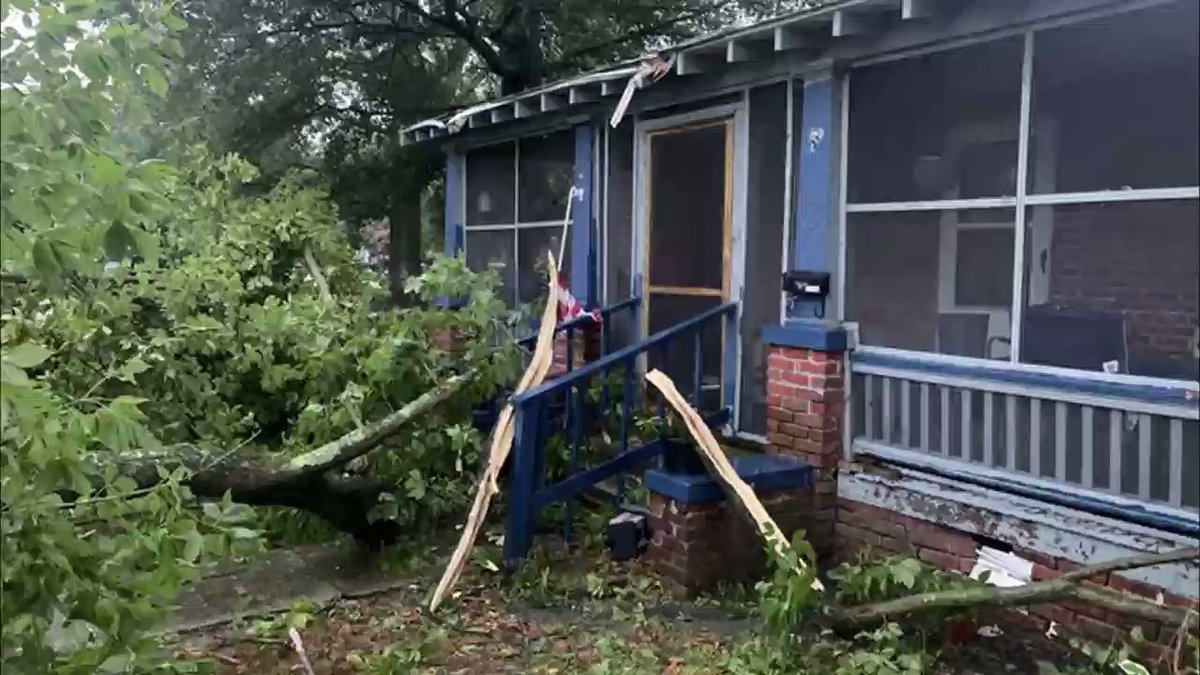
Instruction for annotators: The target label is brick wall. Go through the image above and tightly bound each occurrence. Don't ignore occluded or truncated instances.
[836,497,1196,662]
[647,487,814,593]
[547,324,600,378]
[764,345,844,555]
[1046,200,1199,376]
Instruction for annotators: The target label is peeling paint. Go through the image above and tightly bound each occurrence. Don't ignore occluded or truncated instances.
[839,468,1200,598]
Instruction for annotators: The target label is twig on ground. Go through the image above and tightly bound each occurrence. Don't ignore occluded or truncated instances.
[288,628,317,675]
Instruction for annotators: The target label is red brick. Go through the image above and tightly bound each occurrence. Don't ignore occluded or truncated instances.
[1031,563,1056,582]
[917,547,962,572]
[907,522,977,558]
[777,422,804,438]
[766,406,793,422]
[1073,615,1121,643]
[836,521,881,547]
[781,372,811,387]
[1108,573,1161,600]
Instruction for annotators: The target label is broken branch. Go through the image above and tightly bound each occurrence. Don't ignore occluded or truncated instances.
[830,548,1199,630]
[429,253,561,612]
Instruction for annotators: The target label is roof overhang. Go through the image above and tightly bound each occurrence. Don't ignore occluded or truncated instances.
[400,0,947,145]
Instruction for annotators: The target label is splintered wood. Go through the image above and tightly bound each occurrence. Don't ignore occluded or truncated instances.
[644,369,824,592]
[429,254,561,612]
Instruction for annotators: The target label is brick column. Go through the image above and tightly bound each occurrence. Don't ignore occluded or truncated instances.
[762,322,848,557]
[547,323,601,378]
[644,455,814,594]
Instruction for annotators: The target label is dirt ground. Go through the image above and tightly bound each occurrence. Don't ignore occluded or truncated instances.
[164,527,1112,674]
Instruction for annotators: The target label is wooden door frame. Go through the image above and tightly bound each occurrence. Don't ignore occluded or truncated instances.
[632,102,749,428]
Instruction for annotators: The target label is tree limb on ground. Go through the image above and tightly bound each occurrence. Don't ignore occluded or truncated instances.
[109,372,474,547]
[645,368,824,592]
[429,253,561,612]
[830,548,1200,631]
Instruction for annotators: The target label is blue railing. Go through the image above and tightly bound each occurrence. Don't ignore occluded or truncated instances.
[504,301,738,566]
[515,296,641,375]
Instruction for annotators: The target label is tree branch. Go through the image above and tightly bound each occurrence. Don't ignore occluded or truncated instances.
[829,548,1200,631]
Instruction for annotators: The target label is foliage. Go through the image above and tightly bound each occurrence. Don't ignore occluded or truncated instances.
[0,0,529,671]
[0,1,261,672]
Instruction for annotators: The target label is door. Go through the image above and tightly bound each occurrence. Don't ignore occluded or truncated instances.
[644,119,733,410]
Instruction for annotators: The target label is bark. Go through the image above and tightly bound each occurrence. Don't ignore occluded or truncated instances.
[829,548,1200,631]
[113,373,473,546]
[303,246,334,306]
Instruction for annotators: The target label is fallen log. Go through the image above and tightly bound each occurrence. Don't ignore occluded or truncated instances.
[829,548,1200,631]
[644,369,823,592]
[429,253,561,612]
[105,372,475,547]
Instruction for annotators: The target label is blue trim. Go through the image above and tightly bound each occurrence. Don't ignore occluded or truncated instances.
[515,296,640,351]
[764,320,848,353]
[853,351,1199,408]
[514,302,738,405]
[570,124,595,306]
[444,151,464,256]
[533,441,666,509]
[790,75,838,320]
[861,447,1200,538]
[645,454,814,504]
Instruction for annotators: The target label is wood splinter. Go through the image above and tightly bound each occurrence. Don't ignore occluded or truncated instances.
[644,368,824,592]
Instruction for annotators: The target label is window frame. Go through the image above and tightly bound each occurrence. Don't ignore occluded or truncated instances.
[838,3,1200,385]
[462,130,577,305]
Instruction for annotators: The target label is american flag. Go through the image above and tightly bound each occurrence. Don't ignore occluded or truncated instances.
[556,272,601,324]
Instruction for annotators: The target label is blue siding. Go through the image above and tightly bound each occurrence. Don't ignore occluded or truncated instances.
[571,125,596,306]
[790,75,838,319]
[444,150,465,256]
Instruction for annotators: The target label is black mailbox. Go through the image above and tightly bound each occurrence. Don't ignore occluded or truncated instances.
[783,270,830,299]
[782,270,831,317]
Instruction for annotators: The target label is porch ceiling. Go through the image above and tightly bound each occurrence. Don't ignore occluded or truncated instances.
[399,0,942,145]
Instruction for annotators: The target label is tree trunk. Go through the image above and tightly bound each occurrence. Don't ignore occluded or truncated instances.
[110,373,473,546]
[389,178,422,306]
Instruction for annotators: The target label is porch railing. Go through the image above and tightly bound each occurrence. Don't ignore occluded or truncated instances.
[504,301,738,566]
[515,296,642,373]
[848,348,1200,530]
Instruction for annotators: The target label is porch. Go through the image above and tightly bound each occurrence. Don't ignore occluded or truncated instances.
[420,0,1200,621]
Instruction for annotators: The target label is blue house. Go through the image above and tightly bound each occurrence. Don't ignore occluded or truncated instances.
[404,0,1199,617]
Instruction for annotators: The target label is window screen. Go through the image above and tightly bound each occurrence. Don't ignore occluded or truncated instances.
[518,130,575,222]
[465,142,515,226]
[847,38,1023,203]
[1028,1,1199,194]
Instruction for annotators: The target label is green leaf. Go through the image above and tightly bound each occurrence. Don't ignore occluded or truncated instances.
[141,66,169,98]
[180,527,204,563]
[3,343,52,369]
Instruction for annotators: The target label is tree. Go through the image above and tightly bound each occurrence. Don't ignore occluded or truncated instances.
[1,0,522,669]
[167,0,813,298]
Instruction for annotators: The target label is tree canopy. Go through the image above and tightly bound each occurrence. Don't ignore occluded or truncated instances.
[166,0,813,289]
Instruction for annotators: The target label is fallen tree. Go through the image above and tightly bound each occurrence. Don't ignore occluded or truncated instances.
[105,373,475,547]
[830,547,1200,631]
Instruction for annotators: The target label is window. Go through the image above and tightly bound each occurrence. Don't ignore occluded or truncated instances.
[463,130,575,306]
[844,1,1200,380]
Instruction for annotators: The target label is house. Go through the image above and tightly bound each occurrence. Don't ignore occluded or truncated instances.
[403,0,1199,634]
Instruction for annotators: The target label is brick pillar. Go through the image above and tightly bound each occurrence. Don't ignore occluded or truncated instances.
[548,323,601,378]
[764,343,845,556]
[646,485,814,594]
[644,455,814,594]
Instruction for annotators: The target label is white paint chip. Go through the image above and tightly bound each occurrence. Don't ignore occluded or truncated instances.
[970,545,1033,588]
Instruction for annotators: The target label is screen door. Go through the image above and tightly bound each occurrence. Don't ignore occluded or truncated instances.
[644,119,733,410]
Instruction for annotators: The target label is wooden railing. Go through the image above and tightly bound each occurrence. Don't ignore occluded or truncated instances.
[848,348,1200,524]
